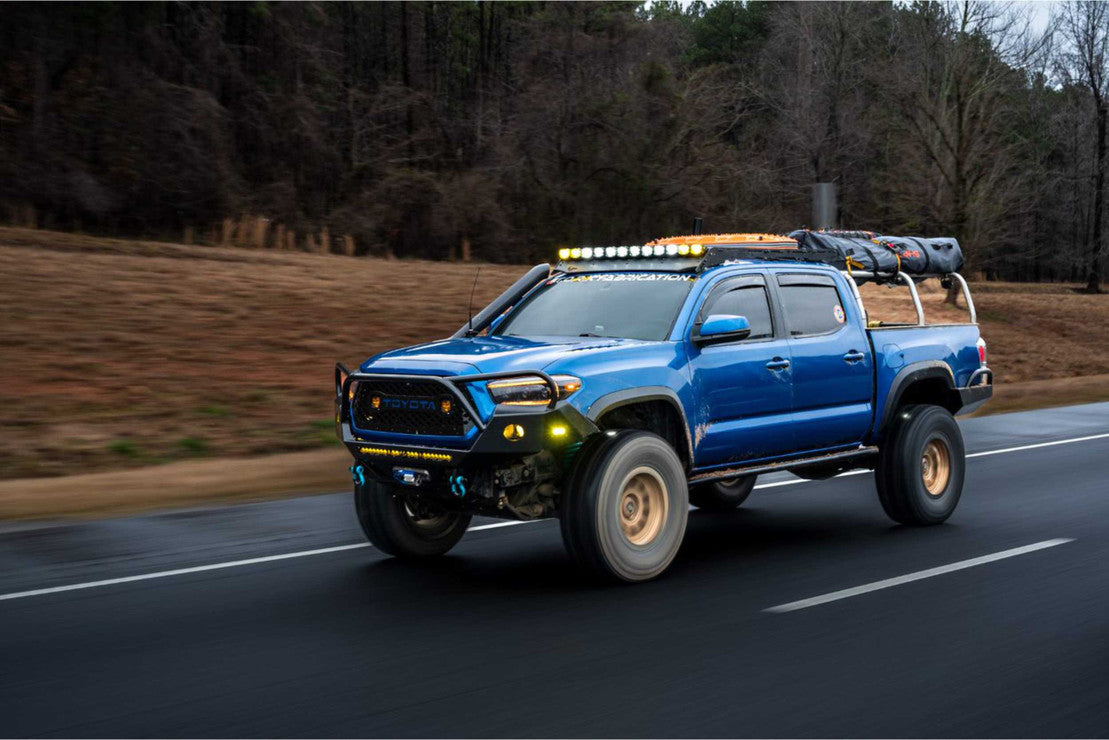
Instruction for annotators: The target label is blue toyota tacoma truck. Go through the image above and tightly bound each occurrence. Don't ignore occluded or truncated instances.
[335,231,993,581]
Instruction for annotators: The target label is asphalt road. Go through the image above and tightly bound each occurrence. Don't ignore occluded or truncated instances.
[2,403,1109,738]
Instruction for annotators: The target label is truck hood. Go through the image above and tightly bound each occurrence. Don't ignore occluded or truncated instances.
[360,335,648,376]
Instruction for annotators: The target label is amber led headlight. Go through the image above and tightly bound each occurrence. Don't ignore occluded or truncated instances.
[487,375,582,406]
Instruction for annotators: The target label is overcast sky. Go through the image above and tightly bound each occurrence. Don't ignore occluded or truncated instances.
[1025,0,1055,34]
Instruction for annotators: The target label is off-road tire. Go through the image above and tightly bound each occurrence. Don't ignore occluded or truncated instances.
[560,430,689,582]
[875,404,965,525]
[690,475,756,510]
[355,480,471,558]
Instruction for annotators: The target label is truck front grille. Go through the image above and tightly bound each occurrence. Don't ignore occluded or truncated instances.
[351,378,472,437]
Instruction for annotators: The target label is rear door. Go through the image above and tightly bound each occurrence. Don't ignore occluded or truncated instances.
[686,273,796,467]
[773,271,872,451]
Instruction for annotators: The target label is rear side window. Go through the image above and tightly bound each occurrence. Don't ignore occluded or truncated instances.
[702,286,774,339]
[778,281,846,336]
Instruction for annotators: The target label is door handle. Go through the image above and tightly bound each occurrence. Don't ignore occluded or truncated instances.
[765,357,791,370]
[843,350,866,363]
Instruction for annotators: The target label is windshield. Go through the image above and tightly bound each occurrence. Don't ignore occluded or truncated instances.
[495,273,694,341]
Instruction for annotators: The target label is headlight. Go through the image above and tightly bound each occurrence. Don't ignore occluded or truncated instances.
[487,375,582,406]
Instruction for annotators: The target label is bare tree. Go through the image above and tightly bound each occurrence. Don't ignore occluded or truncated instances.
[884,1,1050,297]
[1,1,1103,280]
[1057,0,1109,292]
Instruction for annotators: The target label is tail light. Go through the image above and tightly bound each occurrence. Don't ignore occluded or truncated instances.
[977,337,988,366]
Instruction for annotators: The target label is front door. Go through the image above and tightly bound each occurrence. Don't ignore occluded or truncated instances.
[686,274,796,468]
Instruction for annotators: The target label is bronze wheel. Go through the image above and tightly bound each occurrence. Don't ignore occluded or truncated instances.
[921,438,951,496]
[619,467,670,546]
[559,430,688,582]
[874,404,965,526]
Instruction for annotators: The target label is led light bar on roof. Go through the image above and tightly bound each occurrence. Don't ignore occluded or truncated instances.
[557,244,705,261]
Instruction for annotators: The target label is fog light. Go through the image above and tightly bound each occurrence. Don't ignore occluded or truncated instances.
[503,423,526,441]
[550,424,568,438]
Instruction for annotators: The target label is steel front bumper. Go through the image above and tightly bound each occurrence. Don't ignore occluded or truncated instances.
[335,366,598,471]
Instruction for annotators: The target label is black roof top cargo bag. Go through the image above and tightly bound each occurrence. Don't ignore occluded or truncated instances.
[877,236,964,275]
[789,230,900,274]
[788,230,964,278]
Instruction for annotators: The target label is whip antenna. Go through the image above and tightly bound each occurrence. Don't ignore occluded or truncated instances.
[467,266,482,335]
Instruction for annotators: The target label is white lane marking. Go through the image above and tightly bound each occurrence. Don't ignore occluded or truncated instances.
[0,543,370,602]
[765,538,1075,613]
[754,470,865,490]
[0,520,539,603]
[966,432,1109,459]
[467,520,531,531]
[4,431,1107,604]
[751,432,1109,491]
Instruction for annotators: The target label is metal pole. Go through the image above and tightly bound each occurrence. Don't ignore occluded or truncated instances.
[812,183,837,230]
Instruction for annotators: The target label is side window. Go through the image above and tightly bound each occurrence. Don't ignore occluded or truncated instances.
[777,278,847,336]
[701,284,774,339]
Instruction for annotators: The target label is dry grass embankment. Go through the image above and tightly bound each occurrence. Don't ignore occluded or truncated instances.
[0,228,519,481]
[1,227,1106,519]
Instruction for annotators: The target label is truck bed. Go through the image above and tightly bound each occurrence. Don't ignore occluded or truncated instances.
[868,322,985,440]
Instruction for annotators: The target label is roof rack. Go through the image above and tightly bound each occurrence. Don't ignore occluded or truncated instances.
[648,233,797,249]
[554,241,846,273]
[700,246,846,270]
[554,230,964,281]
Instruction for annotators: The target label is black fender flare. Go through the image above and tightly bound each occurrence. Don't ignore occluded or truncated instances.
[879,360,959,433]
[587,387,695,469]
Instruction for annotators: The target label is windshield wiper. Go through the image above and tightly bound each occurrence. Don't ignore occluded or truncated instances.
[579,332,604,337]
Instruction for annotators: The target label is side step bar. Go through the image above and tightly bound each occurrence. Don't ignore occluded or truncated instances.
[688,446,879,486]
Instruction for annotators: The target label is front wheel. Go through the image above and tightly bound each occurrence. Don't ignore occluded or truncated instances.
[560,431,689,582]
[355,480,471,558]
[875,404,965,525]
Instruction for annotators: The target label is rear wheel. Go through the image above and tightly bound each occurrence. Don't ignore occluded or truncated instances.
[690,475,756,510]
[875,404,965,525]
[560,431,688,582]
[355,480,471,558]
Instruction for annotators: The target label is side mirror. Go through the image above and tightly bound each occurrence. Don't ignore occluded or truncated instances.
[695,314,751,345]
